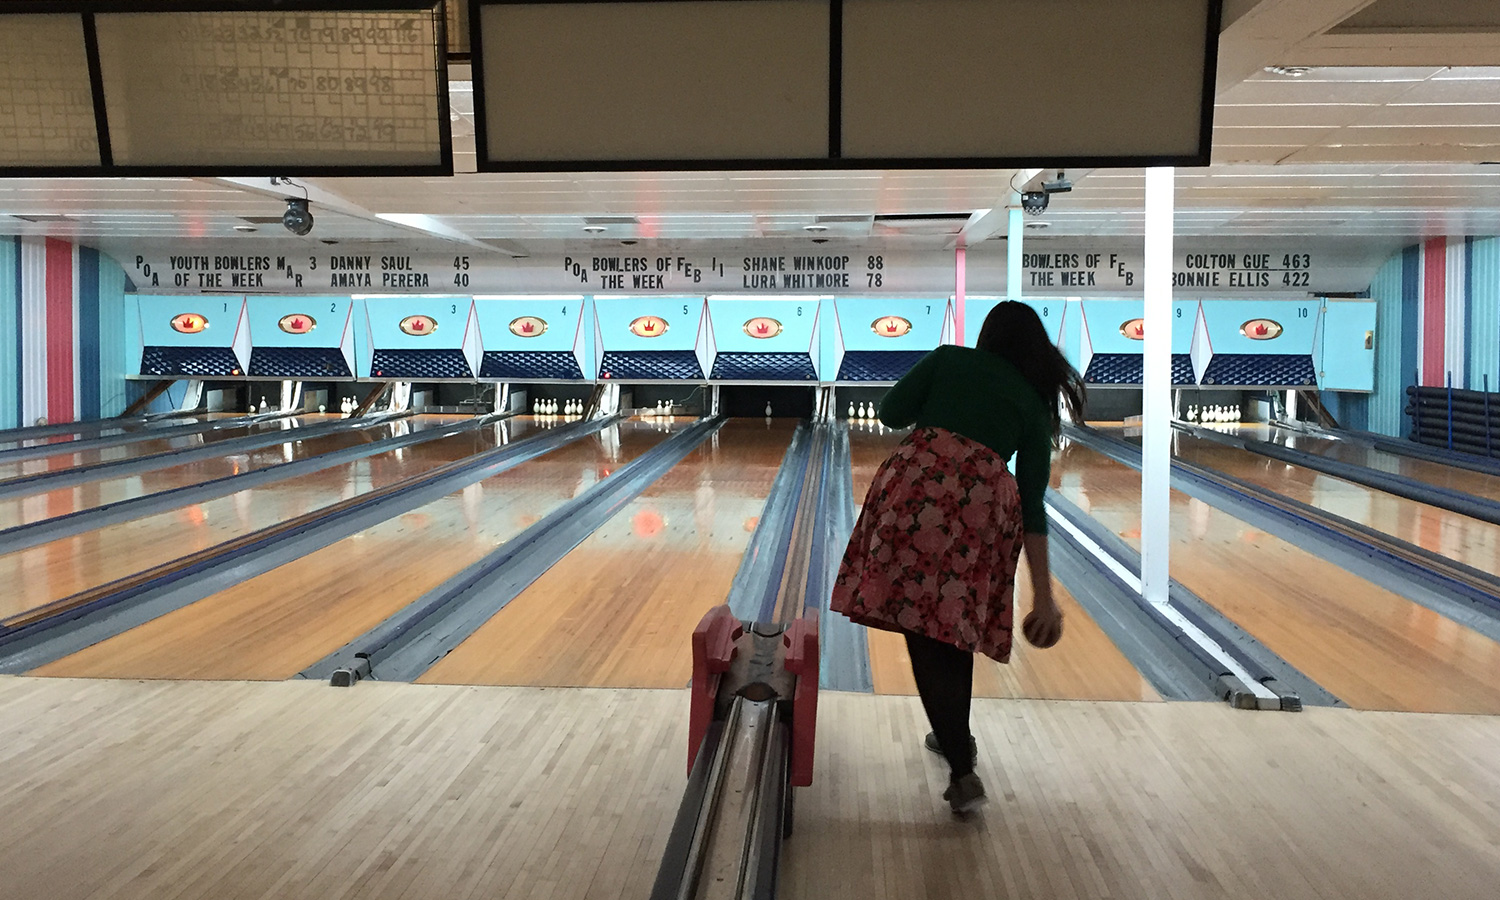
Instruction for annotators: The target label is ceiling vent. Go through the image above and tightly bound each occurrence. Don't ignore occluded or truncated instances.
[873,212,971,235]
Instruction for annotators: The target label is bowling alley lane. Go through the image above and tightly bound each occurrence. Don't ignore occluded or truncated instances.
[1252,423,1500,503]
[31,417,688,680]
[0,415,217,452]
[0,418,541,622]
[417,417,798,689]
[1152,427,1500,576]
[847,424,1161,702]
[1055,439,1500,714]
[0,416,307,482]
[0,414,476,529]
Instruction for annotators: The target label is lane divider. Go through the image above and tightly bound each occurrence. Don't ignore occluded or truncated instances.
[0,413,502,556]
[0,417,611,674]
[1072,424,1500,645]
[305,416,726,685]
[0,409,297,464]
[0,411,400,500]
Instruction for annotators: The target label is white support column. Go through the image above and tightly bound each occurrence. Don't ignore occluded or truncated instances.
[1141,167,1174,607]
[1006,207,1024,301]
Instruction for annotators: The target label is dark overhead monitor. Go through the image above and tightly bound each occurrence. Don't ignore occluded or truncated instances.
[0,1,453,177]
[471,0,1221,171]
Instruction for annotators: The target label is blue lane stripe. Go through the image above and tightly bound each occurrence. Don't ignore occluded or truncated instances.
[11,236,21,430]
[1400,245,1421,426]
[78,247,101,419]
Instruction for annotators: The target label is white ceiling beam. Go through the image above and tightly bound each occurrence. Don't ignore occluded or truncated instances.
[1289,31,1500,65]
[206,176,529,257]
[949,169,1036,248]
[1215,0,1382,93]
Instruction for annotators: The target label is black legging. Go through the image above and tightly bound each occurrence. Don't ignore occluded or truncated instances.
[904,631,974,780]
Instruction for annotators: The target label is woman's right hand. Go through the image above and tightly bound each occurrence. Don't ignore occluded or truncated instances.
[1022,595,1064,649]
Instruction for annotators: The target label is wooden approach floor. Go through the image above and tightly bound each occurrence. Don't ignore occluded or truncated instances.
[2,678,1497,900]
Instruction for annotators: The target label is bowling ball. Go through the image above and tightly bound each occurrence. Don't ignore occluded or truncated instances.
[1022,608,1063,649]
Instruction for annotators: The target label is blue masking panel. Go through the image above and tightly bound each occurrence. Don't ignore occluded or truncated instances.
[708,298,820,380]
[826,298,945,381]
[1320,300,1377,392]
[474,297,587,380]
[362,296,477,379]
[1198,299,1319,356]
[962,298,1065,347]
[132,295,248,376]
[1080,299,1195,355]
[595,296,705,379]
[245,296,354,378]
[135,295,240,347]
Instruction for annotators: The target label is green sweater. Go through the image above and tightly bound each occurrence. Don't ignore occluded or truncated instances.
[877,344,1054,534]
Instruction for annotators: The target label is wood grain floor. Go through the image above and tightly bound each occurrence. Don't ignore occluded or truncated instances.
[0,418,275,481]
[1260,424,1500,502]
[847,424,1160,702]
[3,678,1498,900]
[1056,440,1500,714]
[31,418,678,681]
[0,416,472,529]
[419,417,798,688]
[0,420,520,622]
[1167,427,1500,575]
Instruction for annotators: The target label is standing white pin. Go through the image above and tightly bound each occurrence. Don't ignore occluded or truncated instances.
[847,402,856,419]
[318,404,326,414]
[764,402,773,417]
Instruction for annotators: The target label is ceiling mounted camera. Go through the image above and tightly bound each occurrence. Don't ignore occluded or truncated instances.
[1020,191,1048,215]
[1041,170,1073,194]
[282,198,314,235]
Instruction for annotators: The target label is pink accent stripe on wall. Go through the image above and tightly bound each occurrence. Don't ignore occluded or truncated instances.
[45,238,76,423]
[1422,237,1447,386]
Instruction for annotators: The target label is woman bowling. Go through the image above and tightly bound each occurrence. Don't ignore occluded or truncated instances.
[831,301,1084,814]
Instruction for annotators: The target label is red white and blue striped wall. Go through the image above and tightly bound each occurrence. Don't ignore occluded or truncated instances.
[1367,235,1500,436]
[0,236,130,431]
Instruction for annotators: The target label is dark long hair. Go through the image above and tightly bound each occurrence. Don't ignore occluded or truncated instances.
[975,301,1085,436]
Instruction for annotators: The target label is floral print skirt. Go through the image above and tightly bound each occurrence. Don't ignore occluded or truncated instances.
[831,426,1025,663]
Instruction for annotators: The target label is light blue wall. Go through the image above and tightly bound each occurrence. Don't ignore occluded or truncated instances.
[1367,253,1408,436]
[1470,236,1500,394]
[0,238,18,430]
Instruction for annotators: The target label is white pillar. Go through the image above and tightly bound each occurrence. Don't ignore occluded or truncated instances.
[1006,206,1024,301]
[1141,167,1174,606]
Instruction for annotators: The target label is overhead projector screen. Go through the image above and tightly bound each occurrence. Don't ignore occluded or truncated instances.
[841,0,1217,163]
[92,6,449,172]
[476,0,830,166]
[0,14,100,171]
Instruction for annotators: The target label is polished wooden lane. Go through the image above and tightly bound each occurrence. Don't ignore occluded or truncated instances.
[0,420,539,622]
[847,424,1161,702]
[0,415,475,529]
[1159,427,1500,576]
[1056,440,1500,714]
[1259,423,1500,502]
[784,693,1500,900]
[418,418,798,688]
[33,418,684,680]
[6,678,1499,900]
[0,417,295,481]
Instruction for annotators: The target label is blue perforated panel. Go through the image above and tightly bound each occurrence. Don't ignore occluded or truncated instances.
[1200,354,1316,387]
[249,347,351,378]
[599,350,703,380]
[140,346,241,377]
[709,352,817,381]
[1082,354,1194,385]
[836,350,929,382]
[480,351,584,380]
[370,349,472,379]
